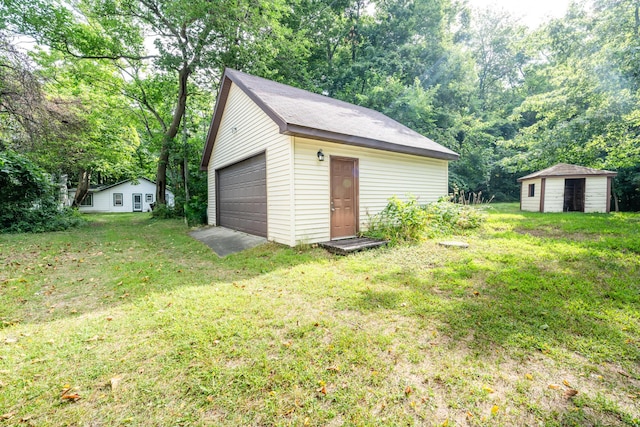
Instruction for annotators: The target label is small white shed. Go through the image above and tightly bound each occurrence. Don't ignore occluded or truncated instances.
[200,69,459,246]
[518,163,617,213]
[69,178,175,213]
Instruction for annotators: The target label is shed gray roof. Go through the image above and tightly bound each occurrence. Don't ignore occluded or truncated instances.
[517,163,617,182]
[201,69,458,169]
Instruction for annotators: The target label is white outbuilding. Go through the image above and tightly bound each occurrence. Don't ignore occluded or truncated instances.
[69,178,174,213]
[200,69,459,246]
[518,163,617,213]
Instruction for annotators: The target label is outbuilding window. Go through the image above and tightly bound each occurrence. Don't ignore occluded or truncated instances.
[145,194,153,203]
[80,193,93,206]
[528,184,535,197]
[113,193,123,206]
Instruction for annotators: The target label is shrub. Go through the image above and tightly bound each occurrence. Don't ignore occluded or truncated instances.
[423,199,486,236]
[364,195,487,244]
[184,195,207,226]
[364,195,429,244]
[150,203,179,219]
[0,150,85,233]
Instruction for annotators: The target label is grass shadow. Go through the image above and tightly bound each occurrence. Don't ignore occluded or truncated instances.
[0,213,334,327]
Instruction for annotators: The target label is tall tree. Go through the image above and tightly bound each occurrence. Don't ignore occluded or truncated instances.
[5,0,301,206]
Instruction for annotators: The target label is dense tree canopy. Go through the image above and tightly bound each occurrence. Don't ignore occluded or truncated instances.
[1,0,639,214]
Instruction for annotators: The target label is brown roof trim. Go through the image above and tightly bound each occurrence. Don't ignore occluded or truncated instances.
[284,124,459,160]
[517,163,617,181]
[200,74,232,170]
[518,172,617,182]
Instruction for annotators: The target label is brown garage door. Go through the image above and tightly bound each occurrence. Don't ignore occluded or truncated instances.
[216,153,267,237]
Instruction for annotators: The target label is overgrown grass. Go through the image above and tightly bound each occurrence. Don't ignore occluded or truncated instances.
[1,206,638,426]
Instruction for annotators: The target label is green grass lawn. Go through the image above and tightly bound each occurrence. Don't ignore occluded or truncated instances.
[1,205,638,426]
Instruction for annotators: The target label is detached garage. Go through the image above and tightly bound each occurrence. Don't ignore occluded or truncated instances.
[200,69,459,246]
[518,163,617,213]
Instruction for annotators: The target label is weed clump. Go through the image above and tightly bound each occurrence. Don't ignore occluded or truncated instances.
[364,195,487,244]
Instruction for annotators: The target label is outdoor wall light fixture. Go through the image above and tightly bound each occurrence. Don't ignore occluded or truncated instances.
[317,149,325,161]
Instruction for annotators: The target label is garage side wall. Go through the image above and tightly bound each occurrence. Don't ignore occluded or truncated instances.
[542,178,565,212]
[584,176,609,213]
[206,83,293,245]
[520,179,541,212]
[293,137,449,244]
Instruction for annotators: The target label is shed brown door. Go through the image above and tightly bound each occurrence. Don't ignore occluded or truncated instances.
[216,153,267,237]
[330,157,358,239]
[564,178,585,212]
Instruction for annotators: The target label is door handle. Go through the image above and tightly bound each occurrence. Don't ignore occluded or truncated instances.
[330,201,335,212]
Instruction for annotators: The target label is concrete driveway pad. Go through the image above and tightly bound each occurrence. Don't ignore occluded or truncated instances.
[190,227,267,257]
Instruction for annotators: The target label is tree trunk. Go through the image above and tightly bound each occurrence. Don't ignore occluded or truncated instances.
[72,169,91,207]
[155,65,191,206]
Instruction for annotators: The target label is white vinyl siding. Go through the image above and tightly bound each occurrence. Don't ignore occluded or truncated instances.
[293,137,449,244]
[206,83,293,245]
[73,179,173,213]
[584,176,609,213]
[542,178,565,212]
[520,179,541,212]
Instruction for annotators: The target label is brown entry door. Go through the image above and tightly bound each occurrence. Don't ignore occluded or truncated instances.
[330,157,358,239]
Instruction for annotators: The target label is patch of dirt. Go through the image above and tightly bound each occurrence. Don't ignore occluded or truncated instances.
[515,227,592,241]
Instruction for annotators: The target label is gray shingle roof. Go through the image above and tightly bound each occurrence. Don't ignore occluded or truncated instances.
[517,163,617,181]
[201,69,459,169]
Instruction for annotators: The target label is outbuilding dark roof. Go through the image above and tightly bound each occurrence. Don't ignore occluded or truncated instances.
[517,163,617,182]
[201,69,459,169]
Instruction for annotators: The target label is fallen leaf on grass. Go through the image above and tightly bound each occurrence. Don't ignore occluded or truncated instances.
[106,316,113,321]
[442,419,449,426]
[405,386,412,395]
[326,366,340,372]
[1,413,15,420]
[483,385,494,393]
[61,393,81,402]
[562,379,571,387]
[548,384,560,390]
[564,389,578,398]
[491,405,499,415]
[525,373,533,380]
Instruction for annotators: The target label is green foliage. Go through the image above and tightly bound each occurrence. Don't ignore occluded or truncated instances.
[150,204,179,220]
[183,195,207,226]
[0,150,85,233]
[364,196,429,244]
[365,195,487,244]
[423,199,487,236]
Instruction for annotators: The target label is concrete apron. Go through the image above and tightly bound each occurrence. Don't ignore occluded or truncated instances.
[189,227,267,257]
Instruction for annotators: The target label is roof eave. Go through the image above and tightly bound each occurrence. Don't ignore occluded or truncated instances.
[284,124,459,161]
[517,172,618,182]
